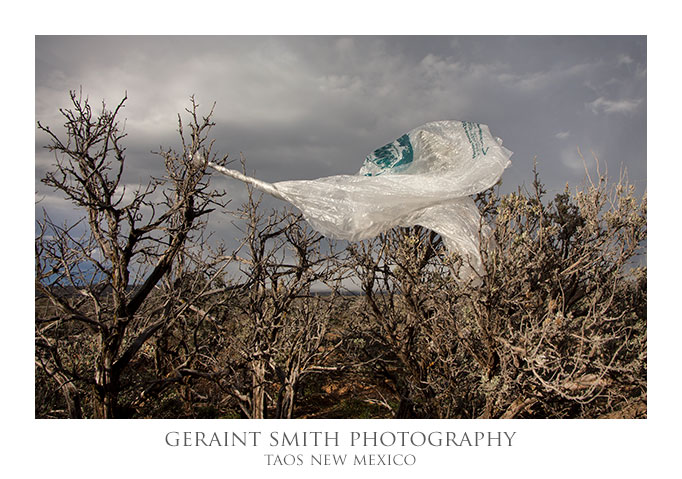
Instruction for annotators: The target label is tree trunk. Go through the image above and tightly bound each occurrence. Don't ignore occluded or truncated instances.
[276,370,299,419]
[396,379,416,418]
[62,380,83,419]
[251,359,267,419]
[396,397,415,419]
[92,384,118,418]
[40,362,83,419]
[93,348,120,419]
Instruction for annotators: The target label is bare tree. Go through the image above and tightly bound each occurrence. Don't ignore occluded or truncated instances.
[347,226,451,418]
[216,184,344,418]
[35,91,227,418]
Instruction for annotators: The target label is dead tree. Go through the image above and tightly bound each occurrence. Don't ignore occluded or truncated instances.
[35,91,227,418]
[347,226,448,418]
[222,184,343,419]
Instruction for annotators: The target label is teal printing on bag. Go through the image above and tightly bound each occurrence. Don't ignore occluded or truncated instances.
[362,133,414,176]
[461,121,489,159]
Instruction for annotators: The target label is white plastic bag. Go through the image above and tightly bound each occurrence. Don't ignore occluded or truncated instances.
[210,120,512,275]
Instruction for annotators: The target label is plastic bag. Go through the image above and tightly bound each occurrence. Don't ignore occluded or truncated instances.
[210,120,512,275]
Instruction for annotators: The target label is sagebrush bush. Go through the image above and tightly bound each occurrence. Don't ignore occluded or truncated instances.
[35,94,645,419]
[348,164,646,418]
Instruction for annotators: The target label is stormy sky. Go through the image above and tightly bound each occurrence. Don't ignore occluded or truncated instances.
[35,35,646,258]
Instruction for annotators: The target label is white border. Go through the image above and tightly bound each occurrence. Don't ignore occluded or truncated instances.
[5,2,674,477]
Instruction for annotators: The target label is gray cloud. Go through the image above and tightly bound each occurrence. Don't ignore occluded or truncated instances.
[588,96,643,115]
[35,35,646,253]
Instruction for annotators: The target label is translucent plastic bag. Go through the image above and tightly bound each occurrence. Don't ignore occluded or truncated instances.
[210,120,512,275]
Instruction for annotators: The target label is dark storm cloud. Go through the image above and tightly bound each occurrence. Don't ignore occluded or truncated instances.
[35,35,646,248]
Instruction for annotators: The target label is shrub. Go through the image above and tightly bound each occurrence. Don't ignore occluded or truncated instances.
[349,163,646,418]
